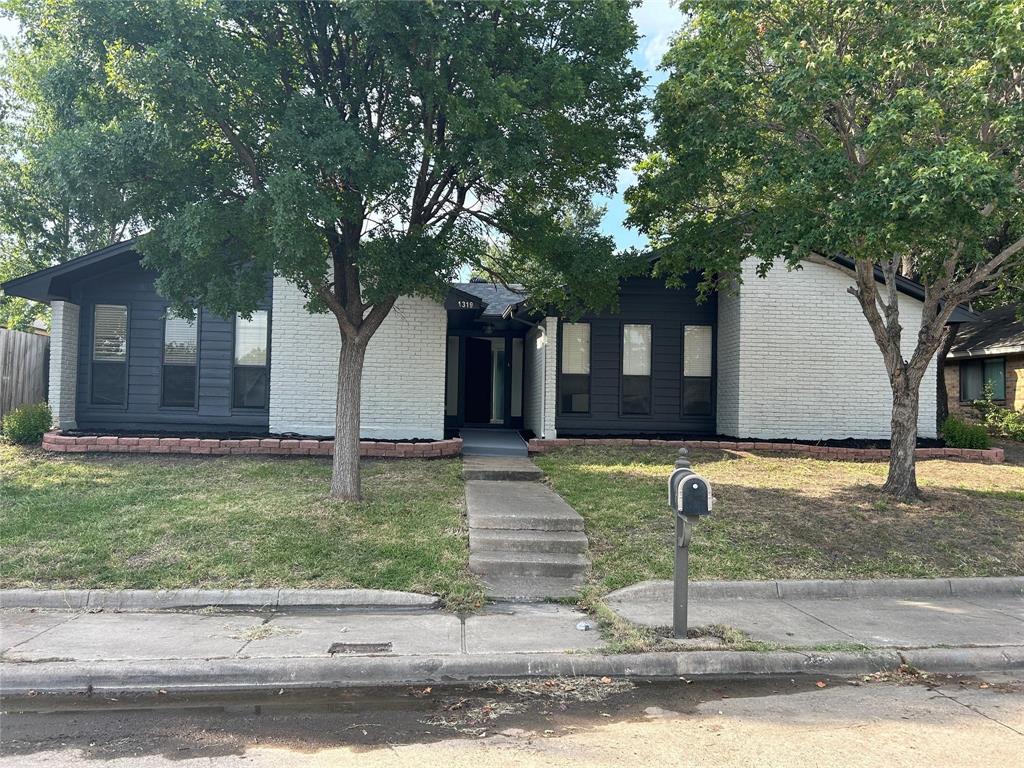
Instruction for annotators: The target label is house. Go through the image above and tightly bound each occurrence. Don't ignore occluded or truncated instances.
[2,240,975,443]
[945,305,1024,413]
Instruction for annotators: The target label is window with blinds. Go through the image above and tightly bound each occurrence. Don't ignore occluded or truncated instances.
[233,311,269,409]
[622,324,652,415]
[162,310,198,407]
[91,304,128,405]
[560,322,590,414]
[960,358,1005,402]
[682,325,713,415]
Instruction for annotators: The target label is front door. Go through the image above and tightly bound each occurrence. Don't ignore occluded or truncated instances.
[464,336,492,424]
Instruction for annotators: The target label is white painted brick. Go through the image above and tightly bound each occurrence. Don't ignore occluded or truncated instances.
[524,317,558,438]
[269,277,446,439]
[48,301,79,429]
[717,258,939,440]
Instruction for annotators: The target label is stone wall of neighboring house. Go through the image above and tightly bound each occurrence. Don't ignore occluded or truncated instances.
[1012,354,1024,410]
[524,317,558,439]
[269,277,447,439]
[48,301,79,430]
[716,257,939,440]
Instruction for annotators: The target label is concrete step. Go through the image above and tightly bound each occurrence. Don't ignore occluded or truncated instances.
[470,551,589,579]
[460,429,528,458]
[469,513,584,532]
[470,528,589,554]
[463,456,544,482]
[480,575,585,602]
[466,481,585,532]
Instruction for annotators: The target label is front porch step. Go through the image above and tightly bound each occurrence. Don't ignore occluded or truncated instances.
[469,528,589,554]
[480,575,585,602]
[463,456,543,482]
[460,428,528,458]
[470,551,589,579]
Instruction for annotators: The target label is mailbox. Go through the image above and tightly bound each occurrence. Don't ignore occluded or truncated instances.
[668,468,713,517]
[667,456,713,640]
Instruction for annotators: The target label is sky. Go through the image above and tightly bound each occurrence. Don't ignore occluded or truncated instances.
[0,1,686,251]
[601,0,686,250]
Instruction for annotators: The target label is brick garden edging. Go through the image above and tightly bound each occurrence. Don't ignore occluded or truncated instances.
[41,431,462,458]
[527,438,1005,464]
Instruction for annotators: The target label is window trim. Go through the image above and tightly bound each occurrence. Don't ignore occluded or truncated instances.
[89,302,130,409]
[959,357,1006,402]
[159,306,201,411]
[558,320,593,416]
[681,323,715,418]
[231,309,271,412]
[619,321,653,417]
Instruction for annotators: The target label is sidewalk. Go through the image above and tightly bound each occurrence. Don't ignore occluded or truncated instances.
[2,579,1022,696]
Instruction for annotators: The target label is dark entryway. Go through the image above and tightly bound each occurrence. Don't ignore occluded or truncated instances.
[464,337,493,424]
[444,331,526,432]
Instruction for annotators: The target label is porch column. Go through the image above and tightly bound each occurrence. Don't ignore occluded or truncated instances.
[542,316,558,439]
[48,301,80,430]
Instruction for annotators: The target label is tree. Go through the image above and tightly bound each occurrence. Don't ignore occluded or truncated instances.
[627,0,1024,499]
[6,0,646,498]
[0,18,146,330]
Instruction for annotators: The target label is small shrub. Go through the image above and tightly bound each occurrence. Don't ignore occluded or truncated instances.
[941,416,991,450]
[974,387,1024,441]
[2,402,53,444]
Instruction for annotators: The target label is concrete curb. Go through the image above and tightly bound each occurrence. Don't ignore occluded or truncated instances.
[5,647,1022,697]
[0,588,440,612]
[606,577,1024,604]
[0,650,903,696]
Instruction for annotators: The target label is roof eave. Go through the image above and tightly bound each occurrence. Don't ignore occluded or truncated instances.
[1,239,140,303]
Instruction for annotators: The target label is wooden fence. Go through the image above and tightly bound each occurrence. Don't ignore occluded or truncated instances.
[0,328,49,422]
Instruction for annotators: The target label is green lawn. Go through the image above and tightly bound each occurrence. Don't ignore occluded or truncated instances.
[535,446,1024,594]
[0,445,484,610]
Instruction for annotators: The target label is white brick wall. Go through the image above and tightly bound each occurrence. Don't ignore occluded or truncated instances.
[715,287,741,436]
[269,277,446,439]
[48,301,79,429]
[524,317,558,438]
[716,258,938,440]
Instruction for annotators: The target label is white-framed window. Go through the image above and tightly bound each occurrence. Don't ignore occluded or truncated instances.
[162,309,198,407]
[91,304,128,405]
[682,325,713,415]
[622,323,652,415]
[233,311,268,409]
[560,322,590,414]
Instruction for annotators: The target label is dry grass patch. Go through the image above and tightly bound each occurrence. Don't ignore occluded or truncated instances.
[535,447,1024,593]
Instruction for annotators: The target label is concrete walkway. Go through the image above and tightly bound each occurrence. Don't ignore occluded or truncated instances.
[2,583,1023,696]
[607,579,1024,648]
[464,457,590,600]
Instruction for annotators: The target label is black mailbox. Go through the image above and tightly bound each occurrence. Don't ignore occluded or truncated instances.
[667,468,713,517]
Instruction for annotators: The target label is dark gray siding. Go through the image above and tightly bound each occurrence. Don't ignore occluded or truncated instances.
[555,276,717,436]
[71,258,271,433]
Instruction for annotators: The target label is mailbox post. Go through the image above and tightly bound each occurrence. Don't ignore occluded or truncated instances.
[667,447,713,639]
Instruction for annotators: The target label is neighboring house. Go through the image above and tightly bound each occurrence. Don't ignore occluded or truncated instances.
[945,305,1024,414]
[2,240,975,441]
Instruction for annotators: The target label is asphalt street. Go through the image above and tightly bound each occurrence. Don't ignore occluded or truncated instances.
[1,672,1021,767]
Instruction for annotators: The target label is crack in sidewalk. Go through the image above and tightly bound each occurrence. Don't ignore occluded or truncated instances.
[780,600,858,641]
[922,680,1024,737]
[0,611,84,660]
[955,595,1024,626]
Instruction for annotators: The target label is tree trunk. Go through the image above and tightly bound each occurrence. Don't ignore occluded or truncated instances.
[882,383,922,500]
[331,337,369,500]
[935,323,959,432]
